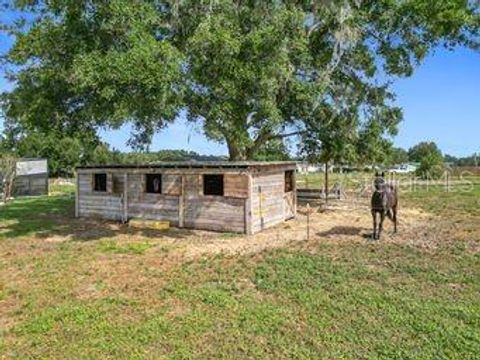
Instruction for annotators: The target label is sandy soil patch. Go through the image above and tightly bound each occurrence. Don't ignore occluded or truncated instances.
[179,198,437,258]
[14,197,444,261]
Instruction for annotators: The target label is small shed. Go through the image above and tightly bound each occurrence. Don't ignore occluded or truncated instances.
[14,158,49,196]
[75,161,297,234]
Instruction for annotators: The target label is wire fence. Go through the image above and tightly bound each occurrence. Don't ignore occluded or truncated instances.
[297,170,480,196]
[286,169,480,245]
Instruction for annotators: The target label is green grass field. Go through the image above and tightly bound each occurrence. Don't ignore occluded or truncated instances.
[0,182,479,359]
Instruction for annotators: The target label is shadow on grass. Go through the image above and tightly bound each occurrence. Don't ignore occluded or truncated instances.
[316,226,397,242]
[0,194,195,241]
[316,226,365,238]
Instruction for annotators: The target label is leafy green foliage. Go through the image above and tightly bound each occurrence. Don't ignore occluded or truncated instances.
[0,113,105,176]
[408,141,443,163]
[408,142,445,178]
[416,153,445,179]
[458,155,480,167]
[387,147,409,165]
[1,130,100,177]
[300,106,359,166]
[444,153,480,167]
[113,150,226,164]
[2,1,184,148]
[253,139,291,161]
[2,0,479,160]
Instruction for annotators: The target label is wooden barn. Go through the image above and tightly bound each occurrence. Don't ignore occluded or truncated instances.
[75,162,297,234]
[14,158,49,196]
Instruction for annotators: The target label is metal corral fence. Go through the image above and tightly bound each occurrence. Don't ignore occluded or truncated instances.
[284,168,480,243]
[297,167,480,196]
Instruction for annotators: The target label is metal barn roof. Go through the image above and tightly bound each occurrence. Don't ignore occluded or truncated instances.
[77,161,297,170]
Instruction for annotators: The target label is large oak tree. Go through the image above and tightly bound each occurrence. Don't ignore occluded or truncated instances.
[2,1,479,160]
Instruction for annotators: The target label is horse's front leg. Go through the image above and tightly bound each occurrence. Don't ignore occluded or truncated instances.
[372,210,377,240]
[378,211,386,240]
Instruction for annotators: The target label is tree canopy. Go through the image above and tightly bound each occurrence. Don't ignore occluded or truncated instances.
[447,153,480,167]
[387,147,409,165]
[406,141,444,178]
[2,1,479,160]
[408,141,444,163]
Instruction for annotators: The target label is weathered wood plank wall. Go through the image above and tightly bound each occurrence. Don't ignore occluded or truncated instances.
[77,173,123,220]
[184,197,245,232]
[224,174,249,198]
[183,174,246,233]
[76,165,296,234]
[251,169,295,233]
[126,174,180,225]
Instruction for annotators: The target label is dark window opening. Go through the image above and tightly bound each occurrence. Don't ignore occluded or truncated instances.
[146,174,162,194]
[285,170,294,192]
[203,174,224,196]
[94,173,107,192]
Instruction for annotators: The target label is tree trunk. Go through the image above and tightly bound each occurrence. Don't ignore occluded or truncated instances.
[1,156,16,203]
[227,140,246,161]
[245,146,257,161]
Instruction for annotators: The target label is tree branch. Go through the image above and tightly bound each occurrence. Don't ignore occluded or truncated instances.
[246,129,306,159]
[269,130,306,140]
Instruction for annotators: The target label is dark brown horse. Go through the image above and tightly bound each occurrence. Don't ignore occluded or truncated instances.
[371,172,398,240]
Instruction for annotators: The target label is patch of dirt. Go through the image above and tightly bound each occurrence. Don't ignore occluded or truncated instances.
[165,198,440,259]
[15,198,450,263]
[44,234,73,243]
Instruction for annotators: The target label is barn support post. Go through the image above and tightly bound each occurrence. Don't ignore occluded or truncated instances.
[178,175,185,228]
[306,203,311,241]
[293,170,297,218]
[282,173,286,223]
[123,172,128,223]
[244,174,253,235]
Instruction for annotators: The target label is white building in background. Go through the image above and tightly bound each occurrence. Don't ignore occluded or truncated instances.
[15,158,49,196]
[388,163,418,174]
[296,162,322,174]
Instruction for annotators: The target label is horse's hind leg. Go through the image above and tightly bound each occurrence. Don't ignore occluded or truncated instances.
[372,211,377,240]
[386,209,397,235]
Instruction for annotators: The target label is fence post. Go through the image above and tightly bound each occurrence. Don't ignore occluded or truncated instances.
[446,171,450,193]
[306,203,311,241]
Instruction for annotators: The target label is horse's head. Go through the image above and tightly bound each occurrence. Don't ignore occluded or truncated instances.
[374,171,386,191]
